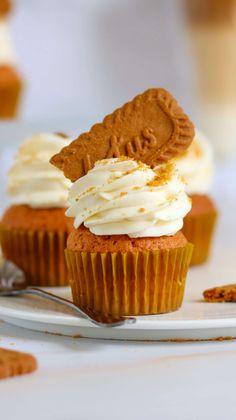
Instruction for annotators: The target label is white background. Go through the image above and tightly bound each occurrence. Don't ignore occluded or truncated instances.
[10,0,195,122]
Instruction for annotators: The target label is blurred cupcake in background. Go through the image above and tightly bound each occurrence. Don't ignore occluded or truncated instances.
[0,0,11,15]
[0,0,22,118]
[0,133,72,286]
[175,130,218,265]
[185,0,236,158]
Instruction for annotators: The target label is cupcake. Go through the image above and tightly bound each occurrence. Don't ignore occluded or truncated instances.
[0,2,22,118]
[174,129,218,265]
[51,87,195,316]
[185,0,236,157]
[0,133,72,286]
[65,158,193,316]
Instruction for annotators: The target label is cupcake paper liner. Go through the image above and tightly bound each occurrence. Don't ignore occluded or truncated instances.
[0,227,68,286]
[65,244,193,316]
[182,211,218,266]
[0,82,22,118]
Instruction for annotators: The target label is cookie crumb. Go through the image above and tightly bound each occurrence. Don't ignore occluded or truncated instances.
[148,162,174,187]
[203,284,236,302]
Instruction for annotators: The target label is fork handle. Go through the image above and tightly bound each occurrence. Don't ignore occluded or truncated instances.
[7,288,89,320]
[4,288,133,327]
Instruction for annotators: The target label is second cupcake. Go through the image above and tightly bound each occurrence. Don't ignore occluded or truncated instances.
[0,1,22,118]
[175,130,218,265]
[0,133,72,286]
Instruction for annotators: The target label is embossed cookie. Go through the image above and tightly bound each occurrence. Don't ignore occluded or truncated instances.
[51,88,195,181]
[204,284,236,303]
[0,348,37,380]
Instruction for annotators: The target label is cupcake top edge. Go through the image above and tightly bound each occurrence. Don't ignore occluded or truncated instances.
[7,132,73,209]
[66,157,192,238]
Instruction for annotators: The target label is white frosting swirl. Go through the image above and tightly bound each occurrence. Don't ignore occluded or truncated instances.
[66,158,191,238]
[174,130,214,195]
[0,19,15,65]
[8,133,72,208]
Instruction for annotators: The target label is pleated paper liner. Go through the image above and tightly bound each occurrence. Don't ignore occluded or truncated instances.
[182,211,218,266]
[65,244,193,316]
[0,81,22,118]
[0,227,69,286]
[0,66,22,118]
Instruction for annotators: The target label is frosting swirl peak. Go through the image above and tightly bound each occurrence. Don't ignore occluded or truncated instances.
[0,20,15,65]
[8,133,72,208]
[174,130,214,195]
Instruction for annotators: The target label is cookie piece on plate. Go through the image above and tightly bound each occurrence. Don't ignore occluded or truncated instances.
[203,284,236,302]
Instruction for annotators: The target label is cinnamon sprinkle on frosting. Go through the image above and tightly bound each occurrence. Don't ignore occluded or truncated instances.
[148,162,174,187]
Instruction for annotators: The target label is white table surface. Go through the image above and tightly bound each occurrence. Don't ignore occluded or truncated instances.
[1,322,236,420]
[0,135,235,420]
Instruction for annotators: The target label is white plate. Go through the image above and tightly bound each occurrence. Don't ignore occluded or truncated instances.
[1,268,236,340]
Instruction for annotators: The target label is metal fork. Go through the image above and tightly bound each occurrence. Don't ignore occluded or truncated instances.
[0,261,136,328]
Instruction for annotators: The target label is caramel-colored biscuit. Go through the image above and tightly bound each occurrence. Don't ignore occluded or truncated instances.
[0,348,37,380]
[203,284,236,303]
[51,88,194,181]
